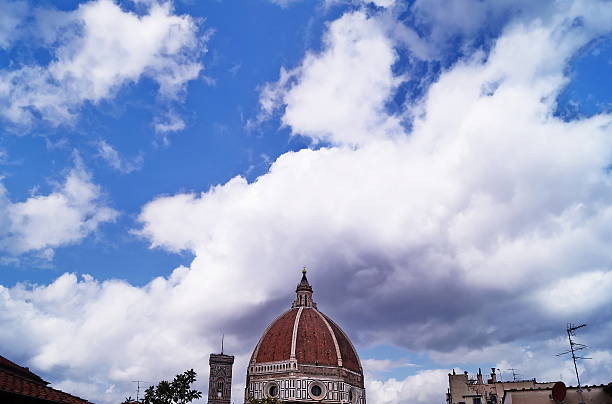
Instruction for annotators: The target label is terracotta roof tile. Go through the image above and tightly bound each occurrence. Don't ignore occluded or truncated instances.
[0,355,48,385]
[0,355,92,404]
[0,370,92,403]
[255,308,298,363]
[295,308,336,367]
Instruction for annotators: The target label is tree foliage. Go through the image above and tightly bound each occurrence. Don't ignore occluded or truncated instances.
[122,369,202,404]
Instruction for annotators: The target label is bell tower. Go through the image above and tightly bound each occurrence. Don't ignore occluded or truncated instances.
[207,340,234,404]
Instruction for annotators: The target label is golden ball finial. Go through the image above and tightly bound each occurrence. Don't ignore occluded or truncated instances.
[302,266,307,274]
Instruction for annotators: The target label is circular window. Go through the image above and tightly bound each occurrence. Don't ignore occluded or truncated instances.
[266,382,279,398]
[308,381,326,400]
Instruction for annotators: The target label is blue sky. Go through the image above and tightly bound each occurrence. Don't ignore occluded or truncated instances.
[0,1,611,403]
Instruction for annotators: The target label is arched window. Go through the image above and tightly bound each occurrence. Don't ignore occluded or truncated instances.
[217,380,224,398]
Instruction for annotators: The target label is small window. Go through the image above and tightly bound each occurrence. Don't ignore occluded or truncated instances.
[474,398,482,404]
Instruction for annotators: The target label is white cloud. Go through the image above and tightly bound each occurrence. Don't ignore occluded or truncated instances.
[363,358,418,374]
[430,344,529,366]
[267,0,302,7]
[0,0,203,127]
[409,0,554,54]
[259,11,404,146]
[367,369,448,404]
[0,156,117,255]
[532,270,612,317]
[97,140,143,173]
[269,0,397,8]
[0,264,256,403]
[0,0,27,49]
[154,111,187,134]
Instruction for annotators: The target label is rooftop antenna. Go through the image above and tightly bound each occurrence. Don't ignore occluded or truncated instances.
[506,368,520,381]
[556,323,590,390]
[131,380,147,402]
[221,334,224,355]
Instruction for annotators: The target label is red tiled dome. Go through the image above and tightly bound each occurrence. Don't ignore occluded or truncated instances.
[246,270,366,403]
[251,272,362,374]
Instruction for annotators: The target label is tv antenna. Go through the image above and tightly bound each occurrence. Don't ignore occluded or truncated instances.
[131,380,148,402]
[506,368,520,381]
[556,323,591,390]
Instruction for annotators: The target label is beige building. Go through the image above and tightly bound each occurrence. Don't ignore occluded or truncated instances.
[447,368,556,404]
[504,383,612,404]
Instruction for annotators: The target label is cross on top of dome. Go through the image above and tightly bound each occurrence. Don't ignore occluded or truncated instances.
[292,266,316,308]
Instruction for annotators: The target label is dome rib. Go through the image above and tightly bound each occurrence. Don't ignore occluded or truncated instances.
[252,307,363,374]
[313,308,343,367]
[290,306,304,360]
[321,312,362,373]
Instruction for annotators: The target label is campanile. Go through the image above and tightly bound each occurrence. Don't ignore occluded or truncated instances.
[208,351,234,404]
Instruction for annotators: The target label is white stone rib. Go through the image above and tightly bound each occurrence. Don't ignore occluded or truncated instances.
[290,306,304,360]
[314,308,343,367]
[323,313,363,372]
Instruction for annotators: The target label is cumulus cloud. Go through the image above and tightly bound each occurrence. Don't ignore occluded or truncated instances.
[532,270,612,317]
[0,0,203,127]
[2,1,612,403]
[258,11,404,146]
[366,370,448,404]
[0,156,117,255]
[140,0,612,381]
[0,271,215,403]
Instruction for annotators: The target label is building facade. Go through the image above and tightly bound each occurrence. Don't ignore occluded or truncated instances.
[208,353,235,404]
[447,368,556,404]
[503,383,612,404]
[244,269,366,404]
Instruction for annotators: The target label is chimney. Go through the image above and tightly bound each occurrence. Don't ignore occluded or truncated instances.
[477,368,483,384]
[490,368,497,383]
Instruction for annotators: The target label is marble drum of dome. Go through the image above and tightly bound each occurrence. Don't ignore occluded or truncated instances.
[245,269,366,404]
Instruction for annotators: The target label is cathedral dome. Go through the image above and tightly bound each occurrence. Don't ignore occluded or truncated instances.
[251,306,362,374]
[245,269,365,404]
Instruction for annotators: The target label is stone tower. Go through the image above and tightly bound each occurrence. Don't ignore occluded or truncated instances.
[208,349,234,404]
